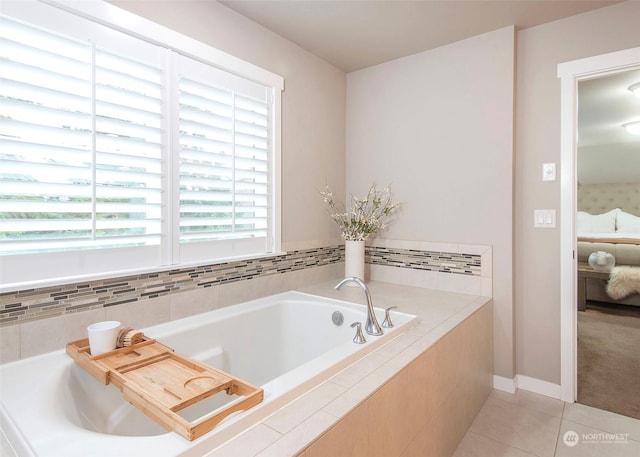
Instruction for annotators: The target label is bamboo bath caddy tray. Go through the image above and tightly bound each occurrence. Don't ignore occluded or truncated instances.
[66,335,263,441]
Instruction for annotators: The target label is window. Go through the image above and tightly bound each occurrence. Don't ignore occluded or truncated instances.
[0,0,282,287]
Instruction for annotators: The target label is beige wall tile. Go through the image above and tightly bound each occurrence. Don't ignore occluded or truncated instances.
[401,268,438,290]
[369,369,418,457]
[400,422,436,457]
[219,279,258,308]
[105,295,170,330]
[408,346,437,429]
[169,286,219,320]
[481,277,493,298]
[369,264,402,284]
[323,371,387,419]
[329,351,389,389]
[0,325,20,364]
[20,308,106,358]
[306,403,368,457]
[264,381,346,435]
[434,386,481,457]
[256,272,291,297]
[432,331,464,409]
[256,411,338,457]
[290,264,342,290]
[205,424,282,457]
[438,273,482,296]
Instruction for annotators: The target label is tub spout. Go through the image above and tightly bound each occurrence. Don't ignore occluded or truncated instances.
[335,277,383,336]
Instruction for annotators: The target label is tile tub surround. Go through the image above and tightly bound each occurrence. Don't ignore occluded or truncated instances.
[0,282,491,457]
[205,281,492,457]
[0,242,489,362]
[0,246,345,327]
[367,240,492,298]
[0,243,486,327]
[0,239,491,364]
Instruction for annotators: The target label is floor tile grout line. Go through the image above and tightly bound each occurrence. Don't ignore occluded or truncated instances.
[562,405,640,440]
[466,430,541,457]
[552,415,565,456]
[488,393,566,422]
[552,402,569,456]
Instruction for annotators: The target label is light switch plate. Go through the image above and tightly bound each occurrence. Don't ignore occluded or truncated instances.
[534,209,556,228]
[542,163,556,181]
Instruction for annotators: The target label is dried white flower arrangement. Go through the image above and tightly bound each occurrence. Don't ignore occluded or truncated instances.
[320,184,401,241]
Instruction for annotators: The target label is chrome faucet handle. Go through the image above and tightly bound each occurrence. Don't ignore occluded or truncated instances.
[382,306,397,328]
[350,322,366,344]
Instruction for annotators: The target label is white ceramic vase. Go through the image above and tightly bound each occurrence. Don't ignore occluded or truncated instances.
[344,240,365,282]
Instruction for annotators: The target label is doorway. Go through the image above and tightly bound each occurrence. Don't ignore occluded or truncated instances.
[558,46,640,405]
[574,70,640,419]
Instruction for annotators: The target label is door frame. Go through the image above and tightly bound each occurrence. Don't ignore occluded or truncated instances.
[558,47,640,403]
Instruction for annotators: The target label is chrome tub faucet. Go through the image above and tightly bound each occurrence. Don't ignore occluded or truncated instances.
[335,277,383,336]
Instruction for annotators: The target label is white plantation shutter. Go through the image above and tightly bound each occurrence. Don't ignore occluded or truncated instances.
[0,16,94,252]
[93,47,163,246]
[0,15,164,255]
[176,56,271,260]
[0,1,282,286]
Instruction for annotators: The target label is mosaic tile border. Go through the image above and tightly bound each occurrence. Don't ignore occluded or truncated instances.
[0,245,481,327]
[367,246,481,275]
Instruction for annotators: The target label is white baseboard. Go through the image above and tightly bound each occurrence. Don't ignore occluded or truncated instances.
[516,375,562,399]
[493,375,516,394]
[493,374,562,400]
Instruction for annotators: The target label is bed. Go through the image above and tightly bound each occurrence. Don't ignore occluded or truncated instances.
[577,183,640,306]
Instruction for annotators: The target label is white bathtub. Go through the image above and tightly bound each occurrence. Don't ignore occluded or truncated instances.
[0,291,416,457]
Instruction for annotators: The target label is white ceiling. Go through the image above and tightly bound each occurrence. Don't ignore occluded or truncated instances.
[577,69,640,184]
[578,69,640,148]
[220,0,620,73]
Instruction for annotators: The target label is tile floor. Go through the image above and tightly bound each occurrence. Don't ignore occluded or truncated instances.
[453,389,640,457]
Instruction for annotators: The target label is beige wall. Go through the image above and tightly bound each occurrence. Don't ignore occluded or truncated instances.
[346,27,516,378]
[111,0,347,250]
[515,0,640,384]
[94,0,640,388]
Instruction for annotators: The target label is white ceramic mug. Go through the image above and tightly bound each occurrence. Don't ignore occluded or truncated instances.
[87,321,121,356]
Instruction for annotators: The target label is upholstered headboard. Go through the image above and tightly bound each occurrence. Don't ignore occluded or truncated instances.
[577,183,640,216]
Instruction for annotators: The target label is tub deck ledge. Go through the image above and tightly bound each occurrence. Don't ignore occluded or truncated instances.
[204,280,492,457]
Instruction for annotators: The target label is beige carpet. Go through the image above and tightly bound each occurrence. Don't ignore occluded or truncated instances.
[577,301,640,420]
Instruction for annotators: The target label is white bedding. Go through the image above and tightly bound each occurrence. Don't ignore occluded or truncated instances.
[577,232,640,242]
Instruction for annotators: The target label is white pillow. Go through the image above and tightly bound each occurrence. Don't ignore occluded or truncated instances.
[616,210,640,234]
[576,209,618,234]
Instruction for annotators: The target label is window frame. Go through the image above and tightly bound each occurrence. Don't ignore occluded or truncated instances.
[0,0,283,292]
